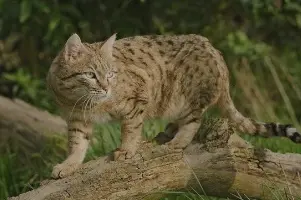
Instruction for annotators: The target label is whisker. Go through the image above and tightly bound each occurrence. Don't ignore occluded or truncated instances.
[88,95,97,120]
[89,95,95,113]
[87,95,95,119]
[82,95,90,122]
[68,94,89,121]
[84,95,93,124]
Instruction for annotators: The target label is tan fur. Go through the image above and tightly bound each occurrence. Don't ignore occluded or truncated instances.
[47,33,300,178]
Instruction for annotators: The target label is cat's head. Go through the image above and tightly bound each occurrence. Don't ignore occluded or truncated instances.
[47,33,118,108]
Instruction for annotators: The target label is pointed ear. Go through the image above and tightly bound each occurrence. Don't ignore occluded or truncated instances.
[63,33,86,62]
[100,33,117,58]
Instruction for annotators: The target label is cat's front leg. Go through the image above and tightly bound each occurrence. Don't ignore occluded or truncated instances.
[52,120,92,179]
[114,117,143,160]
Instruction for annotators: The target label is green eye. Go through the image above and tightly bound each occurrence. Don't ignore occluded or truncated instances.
[86,72,96,79]
[107,71,114,79]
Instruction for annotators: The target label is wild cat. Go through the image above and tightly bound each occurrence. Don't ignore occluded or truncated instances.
[47,33,301,178]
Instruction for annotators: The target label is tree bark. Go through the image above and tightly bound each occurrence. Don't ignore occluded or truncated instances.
[8,119,301,200]
[0,95,67,153]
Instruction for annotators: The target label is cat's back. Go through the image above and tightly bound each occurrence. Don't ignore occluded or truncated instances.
[112,34,215,72]
[119,34,209,44]
[116,34,210,53]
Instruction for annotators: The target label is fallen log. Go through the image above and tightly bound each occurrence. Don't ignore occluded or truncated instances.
[8,119,301,200]
[0,95,67,153]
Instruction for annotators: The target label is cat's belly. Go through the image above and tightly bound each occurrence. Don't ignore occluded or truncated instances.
[161,94,189,120]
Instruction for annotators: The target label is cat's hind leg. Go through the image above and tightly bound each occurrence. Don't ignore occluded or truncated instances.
[166,110,204,149]
[154,123,179,145]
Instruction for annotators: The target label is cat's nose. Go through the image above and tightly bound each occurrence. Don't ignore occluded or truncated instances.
[102,85,108,93]
[98,81,108,93]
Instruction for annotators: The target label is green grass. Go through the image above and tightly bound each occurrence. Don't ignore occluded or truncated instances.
[0,120,170,200]
[0,135,66,199]
[1,118,301,200]
[243,134,301,154]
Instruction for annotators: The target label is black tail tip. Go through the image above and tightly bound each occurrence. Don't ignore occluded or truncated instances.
[289,132,301,143]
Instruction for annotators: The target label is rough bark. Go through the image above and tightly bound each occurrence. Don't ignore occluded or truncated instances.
[8,119,301,200]
[0,95,67,153]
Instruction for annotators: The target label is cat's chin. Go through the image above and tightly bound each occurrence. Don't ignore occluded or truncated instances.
[94,89,112,102]
[93,95,109,103]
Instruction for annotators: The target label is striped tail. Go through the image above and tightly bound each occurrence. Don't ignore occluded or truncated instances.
[218,89,301,143]
[262,122,301,143]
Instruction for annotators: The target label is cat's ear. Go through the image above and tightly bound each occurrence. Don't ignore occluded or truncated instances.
[100,33,117,59]
[63,33,87,62]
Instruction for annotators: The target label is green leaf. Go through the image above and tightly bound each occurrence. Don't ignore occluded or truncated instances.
[19,0,32,23]
[33,1,50,14]
[296,14,301,28]
[48,17,60,32]
[3,73,17,81]
[0,0,4,11]
[60,6,81,18]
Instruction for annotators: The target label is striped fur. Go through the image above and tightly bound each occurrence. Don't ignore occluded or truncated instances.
[47,33,301,178]
[264,123,301,142]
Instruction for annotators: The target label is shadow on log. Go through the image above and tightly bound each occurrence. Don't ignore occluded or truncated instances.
[8,118,301,200]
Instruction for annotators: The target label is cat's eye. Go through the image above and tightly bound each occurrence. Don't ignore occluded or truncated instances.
[106,71,115,79]
[86,72,96,79]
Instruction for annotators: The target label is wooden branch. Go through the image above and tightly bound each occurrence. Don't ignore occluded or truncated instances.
[0,95,67,153]
[8,119,301,200]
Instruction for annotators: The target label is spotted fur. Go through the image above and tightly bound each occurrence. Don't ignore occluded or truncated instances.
[47,33,301,178]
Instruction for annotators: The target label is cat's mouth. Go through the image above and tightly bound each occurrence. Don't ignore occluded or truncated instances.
[89,88,111,102]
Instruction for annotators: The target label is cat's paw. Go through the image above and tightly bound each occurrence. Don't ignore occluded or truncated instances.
[51,162,79,179]
[113,148,136,161]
